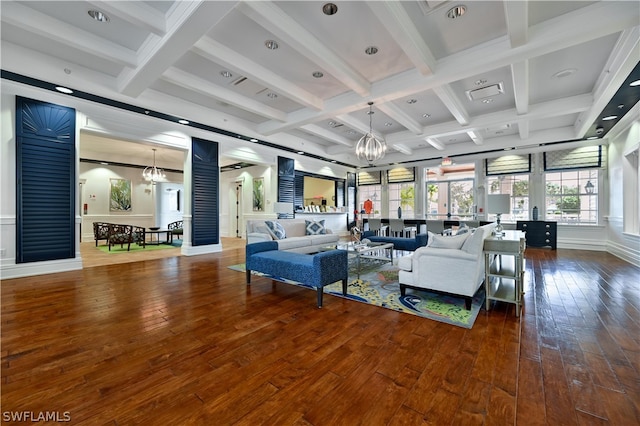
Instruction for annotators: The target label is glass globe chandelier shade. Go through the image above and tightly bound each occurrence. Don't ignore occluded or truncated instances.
[142,149,166,182]
[356,102,387,166]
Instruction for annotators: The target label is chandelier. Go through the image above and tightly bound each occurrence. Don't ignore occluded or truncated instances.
[142,148,166,182]
[355,102,387,165]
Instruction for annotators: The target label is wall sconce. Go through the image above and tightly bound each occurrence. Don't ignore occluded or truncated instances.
[585,180,594,194]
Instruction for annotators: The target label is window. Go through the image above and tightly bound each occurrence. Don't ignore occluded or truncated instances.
[425,164,475,220]
[487,175,530,221]
[358,185,381,215]
[545,169,598,224]
[388,182,415,218]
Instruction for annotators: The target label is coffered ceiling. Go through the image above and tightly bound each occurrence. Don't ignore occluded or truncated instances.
[1,1,639,168]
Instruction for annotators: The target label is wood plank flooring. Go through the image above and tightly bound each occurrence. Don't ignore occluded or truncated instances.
[2,246,639,425]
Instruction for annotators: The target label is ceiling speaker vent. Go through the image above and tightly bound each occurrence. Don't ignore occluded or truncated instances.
[466,82,504,101]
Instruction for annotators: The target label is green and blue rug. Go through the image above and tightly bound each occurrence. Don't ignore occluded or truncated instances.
[229,259,484,329]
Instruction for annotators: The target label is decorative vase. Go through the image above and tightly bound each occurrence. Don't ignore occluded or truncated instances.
[397,206,402,218]
[532,206,539,221]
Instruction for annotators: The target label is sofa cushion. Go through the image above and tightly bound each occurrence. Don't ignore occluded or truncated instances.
[265,221,286,240]
[279,220,307,238]
[305,219,326,235]
[429,233,469,249]
[308,234,338,246]
[276,236,313,251]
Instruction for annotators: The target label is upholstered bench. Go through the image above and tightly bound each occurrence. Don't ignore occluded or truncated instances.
[361,230,429,252]
[245,241,348,308]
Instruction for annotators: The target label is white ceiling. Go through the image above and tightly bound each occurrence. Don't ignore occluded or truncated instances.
[2,1,638,168]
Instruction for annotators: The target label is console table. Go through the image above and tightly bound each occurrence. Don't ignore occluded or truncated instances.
[484,230,526,317]
[516,221,557,249]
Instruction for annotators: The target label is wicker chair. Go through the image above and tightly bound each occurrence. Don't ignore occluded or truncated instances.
[168,220,183,239]
[93,222,111,246]
[108,224,134,251]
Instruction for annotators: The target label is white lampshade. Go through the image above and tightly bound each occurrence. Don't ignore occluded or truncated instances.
[274,202,294,214]
[487,194,511,214]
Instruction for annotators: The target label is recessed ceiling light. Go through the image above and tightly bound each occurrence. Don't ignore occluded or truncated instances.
[406,99,417,104]
[249,138,258,142]
[88,10,110,22]
[475,79,487,86]
[552,68,577,79]
[365,46,378,55]
[630,79,640,87]
[322,3,338,15]
[384,122,392,127]
[602,115,618,121]
[446,5,466,19]
[265,40,279,50]
[100,162,109,165]
[55,86,73,94]
[422,113,431,118]
[178,119,189,125]
[312,71,324,78]
[234,165,241,169]
[617,104,625,109]
[266,92,278,99]
[328,120,336,126]
[297,151,305,155]
[220,70,233,78]
[482,98,493,104]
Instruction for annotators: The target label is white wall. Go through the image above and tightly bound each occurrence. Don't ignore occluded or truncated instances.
[607,120,640,266]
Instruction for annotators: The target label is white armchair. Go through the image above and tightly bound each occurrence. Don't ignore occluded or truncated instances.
[397,223,495,309]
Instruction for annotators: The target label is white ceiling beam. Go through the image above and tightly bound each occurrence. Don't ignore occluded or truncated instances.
[118,1,237,97]
[239,1,371,97]
[162,67,287,122]
[392,144,413,155]
[299,124,354,147]
[258,1,636,137]
[387,93,593,145]
[432,85,469,126]
[376,102,424,135]
[511,60,529,115]
[193,37,323,111]
[574,27,640,138]
[86,1,166,35]
[368,1,436,76]
[467,130,484,145]
[503,0,528,47]
[425,138,445,150]
[0,1,137,68]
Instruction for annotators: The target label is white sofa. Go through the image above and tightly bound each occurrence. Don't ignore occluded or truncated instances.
[397,223,496,309]
[246,218,339,254]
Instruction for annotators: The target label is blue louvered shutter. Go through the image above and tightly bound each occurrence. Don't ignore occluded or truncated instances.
[16,97,76,263]
[191,138,219,246]
[277,156,294,219]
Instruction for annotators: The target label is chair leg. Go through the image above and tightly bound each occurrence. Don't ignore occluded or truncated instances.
[341,278,348,295]
[317,288,323,308]
[246,269,251,284]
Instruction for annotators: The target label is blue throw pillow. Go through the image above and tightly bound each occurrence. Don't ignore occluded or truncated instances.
[265,220,286,240]
[305,219,326,235]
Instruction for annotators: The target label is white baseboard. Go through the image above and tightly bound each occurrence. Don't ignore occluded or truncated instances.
[181,243,223,256]
[1,257,83,280]
[607,240,640,267]
[557,238,608,251]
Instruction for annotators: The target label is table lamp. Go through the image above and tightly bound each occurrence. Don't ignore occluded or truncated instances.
[487,194,510,237]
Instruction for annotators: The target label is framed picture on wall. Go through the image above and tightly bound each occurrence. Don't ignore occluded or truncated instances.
[253,177,264,211]
[109,178,132,211]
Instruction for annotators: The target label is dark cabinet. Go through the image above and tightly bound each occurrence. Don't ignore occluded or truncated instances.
[516,221,557,249]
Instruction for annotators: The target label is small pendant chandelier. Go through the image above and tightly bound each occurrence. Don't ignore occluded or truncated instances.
[355,102,387,166]
[142,148,166,182]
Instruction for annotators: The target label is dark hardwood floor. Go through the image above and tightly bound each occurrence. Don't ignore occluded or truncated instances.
[1,246,639,425]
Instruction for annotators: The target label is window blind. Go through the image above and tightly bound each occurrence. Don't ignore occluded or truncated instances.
[357,171,381,185]
[485,154,531,176]
[387,167,415,183]
[544,145,605,171]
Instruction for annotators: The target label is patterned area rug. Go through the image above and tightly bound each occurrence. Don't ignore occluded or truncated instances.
[96,244,177,254]
[229,258,484,329]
